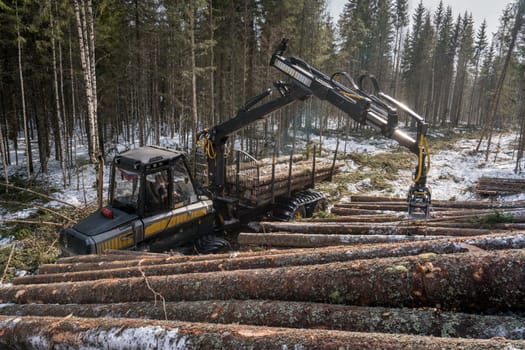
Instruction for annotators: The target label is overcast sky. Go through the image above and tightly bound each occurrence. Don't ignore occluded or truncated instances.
[327,0,514,39]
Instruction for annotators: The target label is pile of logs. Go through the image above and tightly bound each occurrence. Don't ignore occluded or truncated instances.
[476,176,525,196]
[1,196,525,349]
[225,155,343,205]
[242,195,525,248]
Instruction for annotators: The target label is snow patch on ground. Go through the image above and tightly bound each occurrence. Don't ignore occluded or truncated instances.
[2,130,525,239]
[325,131,525,201]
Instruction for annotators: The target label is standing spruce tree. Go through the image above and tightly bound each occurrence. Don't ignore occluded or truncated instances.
[390,0,409,96]
[450,12,474,126]
[478,0,525,158]
[337,0,371,76]
[429,3,454,124]
[477,42,496,126]
[367,0,394,84]
[15,0,33,177]
[467,20,488,125]
[401,2,434,119]
[0,0,11,184]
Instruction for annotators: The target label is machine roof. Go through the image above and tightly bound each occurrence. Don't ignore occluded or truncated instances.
[117,146,183,168]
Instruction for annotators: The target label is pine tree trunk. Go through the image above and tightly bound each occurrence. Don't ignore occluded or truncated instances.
[1,315,523,350]
[239,232,446,248]
[15,1,32,177]
[259,221,497,237]
[2,249,524,312]
[0,116,8,185]
[479,1,525,156]
[190,4,198,177]
[50,0,67,185]
[0,300,524,340]
[13,238,488,285]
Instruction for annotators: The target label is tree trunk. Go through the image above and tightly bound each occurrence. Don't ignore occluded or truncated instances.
[190,4,198,177]
[343,196,525,209]
[0,115,8,185]
[1,315,523,350]
[50,0,67,184]
[2,249,525,313]
[240,232,448,247]
[0,300,524,340]
[309,214,405,223]
[12,238,475,285]
[15,1,33,177]
[33,232,525,275]
[478,0,525,158]
[259,221,498,237]
[73,0,103,208]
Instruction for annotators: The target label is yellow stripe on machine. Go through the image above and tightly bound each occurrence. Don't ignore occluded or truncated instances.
[96,203,211,254]
[97,233,134,253]
[144,207,209,237]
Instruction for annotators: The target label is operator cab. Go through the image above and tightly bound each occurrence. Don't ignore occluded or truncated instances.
[111,146,198,216]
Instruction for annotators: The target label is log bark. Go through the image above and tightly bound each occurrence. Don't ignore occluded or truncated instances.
[349,195,405,202]
[259,221,500,237]
[30,232,525,278]
[332,202,416,211]
[38,247,305,274]
[238,232,446,248]
[0,300,524,340]
[0,316,523,350]
[14,238,471,285]
[330,207,399,216]
[425,209,525,221]
[2,249,525,313]
[476,177,525,195]
[234,161,340,187]
[56,250,172,264]
[348,195,525,209]
[309,214,405,223]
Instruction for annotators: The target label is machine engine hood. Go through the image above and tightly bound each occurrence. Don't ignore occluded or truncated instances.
[73,207,138,237]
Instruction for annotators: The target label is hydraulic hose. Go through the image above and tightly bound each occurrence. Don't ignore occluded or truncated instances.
[414,134,430,183]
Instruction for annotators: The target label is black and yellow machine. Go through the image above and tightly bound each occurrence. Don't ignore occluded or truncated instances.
[59,39,431,255]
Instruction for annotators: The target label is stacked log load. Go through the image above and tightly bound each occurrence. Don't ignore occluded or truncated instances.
[0,196,525,349]
[476,176,525,196]
[224,155,343,205]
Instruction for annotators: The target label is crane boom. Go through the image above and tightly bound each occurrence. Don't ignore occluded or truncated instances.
[199,39,431,218]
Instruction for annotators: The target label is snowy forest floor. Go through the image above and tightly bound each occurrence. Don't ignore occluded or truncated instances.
[0,127,524,280]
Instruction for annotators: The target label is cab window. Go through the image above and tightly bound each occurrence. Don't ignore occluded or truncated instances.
[172,158,197,207]
[145,169,169,214]
[112,167,140,212]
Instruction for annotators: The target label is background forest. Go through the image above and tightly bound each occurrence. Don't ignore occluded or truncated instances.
[1,0,525,205]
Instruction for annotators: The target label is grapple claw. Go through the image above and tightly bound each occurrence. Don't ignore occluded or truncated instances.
[407,185,431,219]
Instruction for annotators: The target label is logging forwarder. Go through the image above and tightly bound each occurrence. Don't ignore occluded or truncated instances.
[59,39,431,255]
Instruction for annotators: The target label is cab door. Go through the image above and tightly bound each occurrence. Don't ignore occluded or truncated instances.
[140,162,212,245]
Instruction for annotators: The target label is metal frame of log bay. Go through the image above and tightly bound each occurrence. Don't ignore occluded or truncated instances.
[224,148,341,206]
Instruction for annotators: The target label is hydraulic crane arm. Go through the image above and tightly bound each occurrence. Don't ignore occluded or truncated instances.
[198,39,431,218]
[269,39,431,217]
[197,81,312,192]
